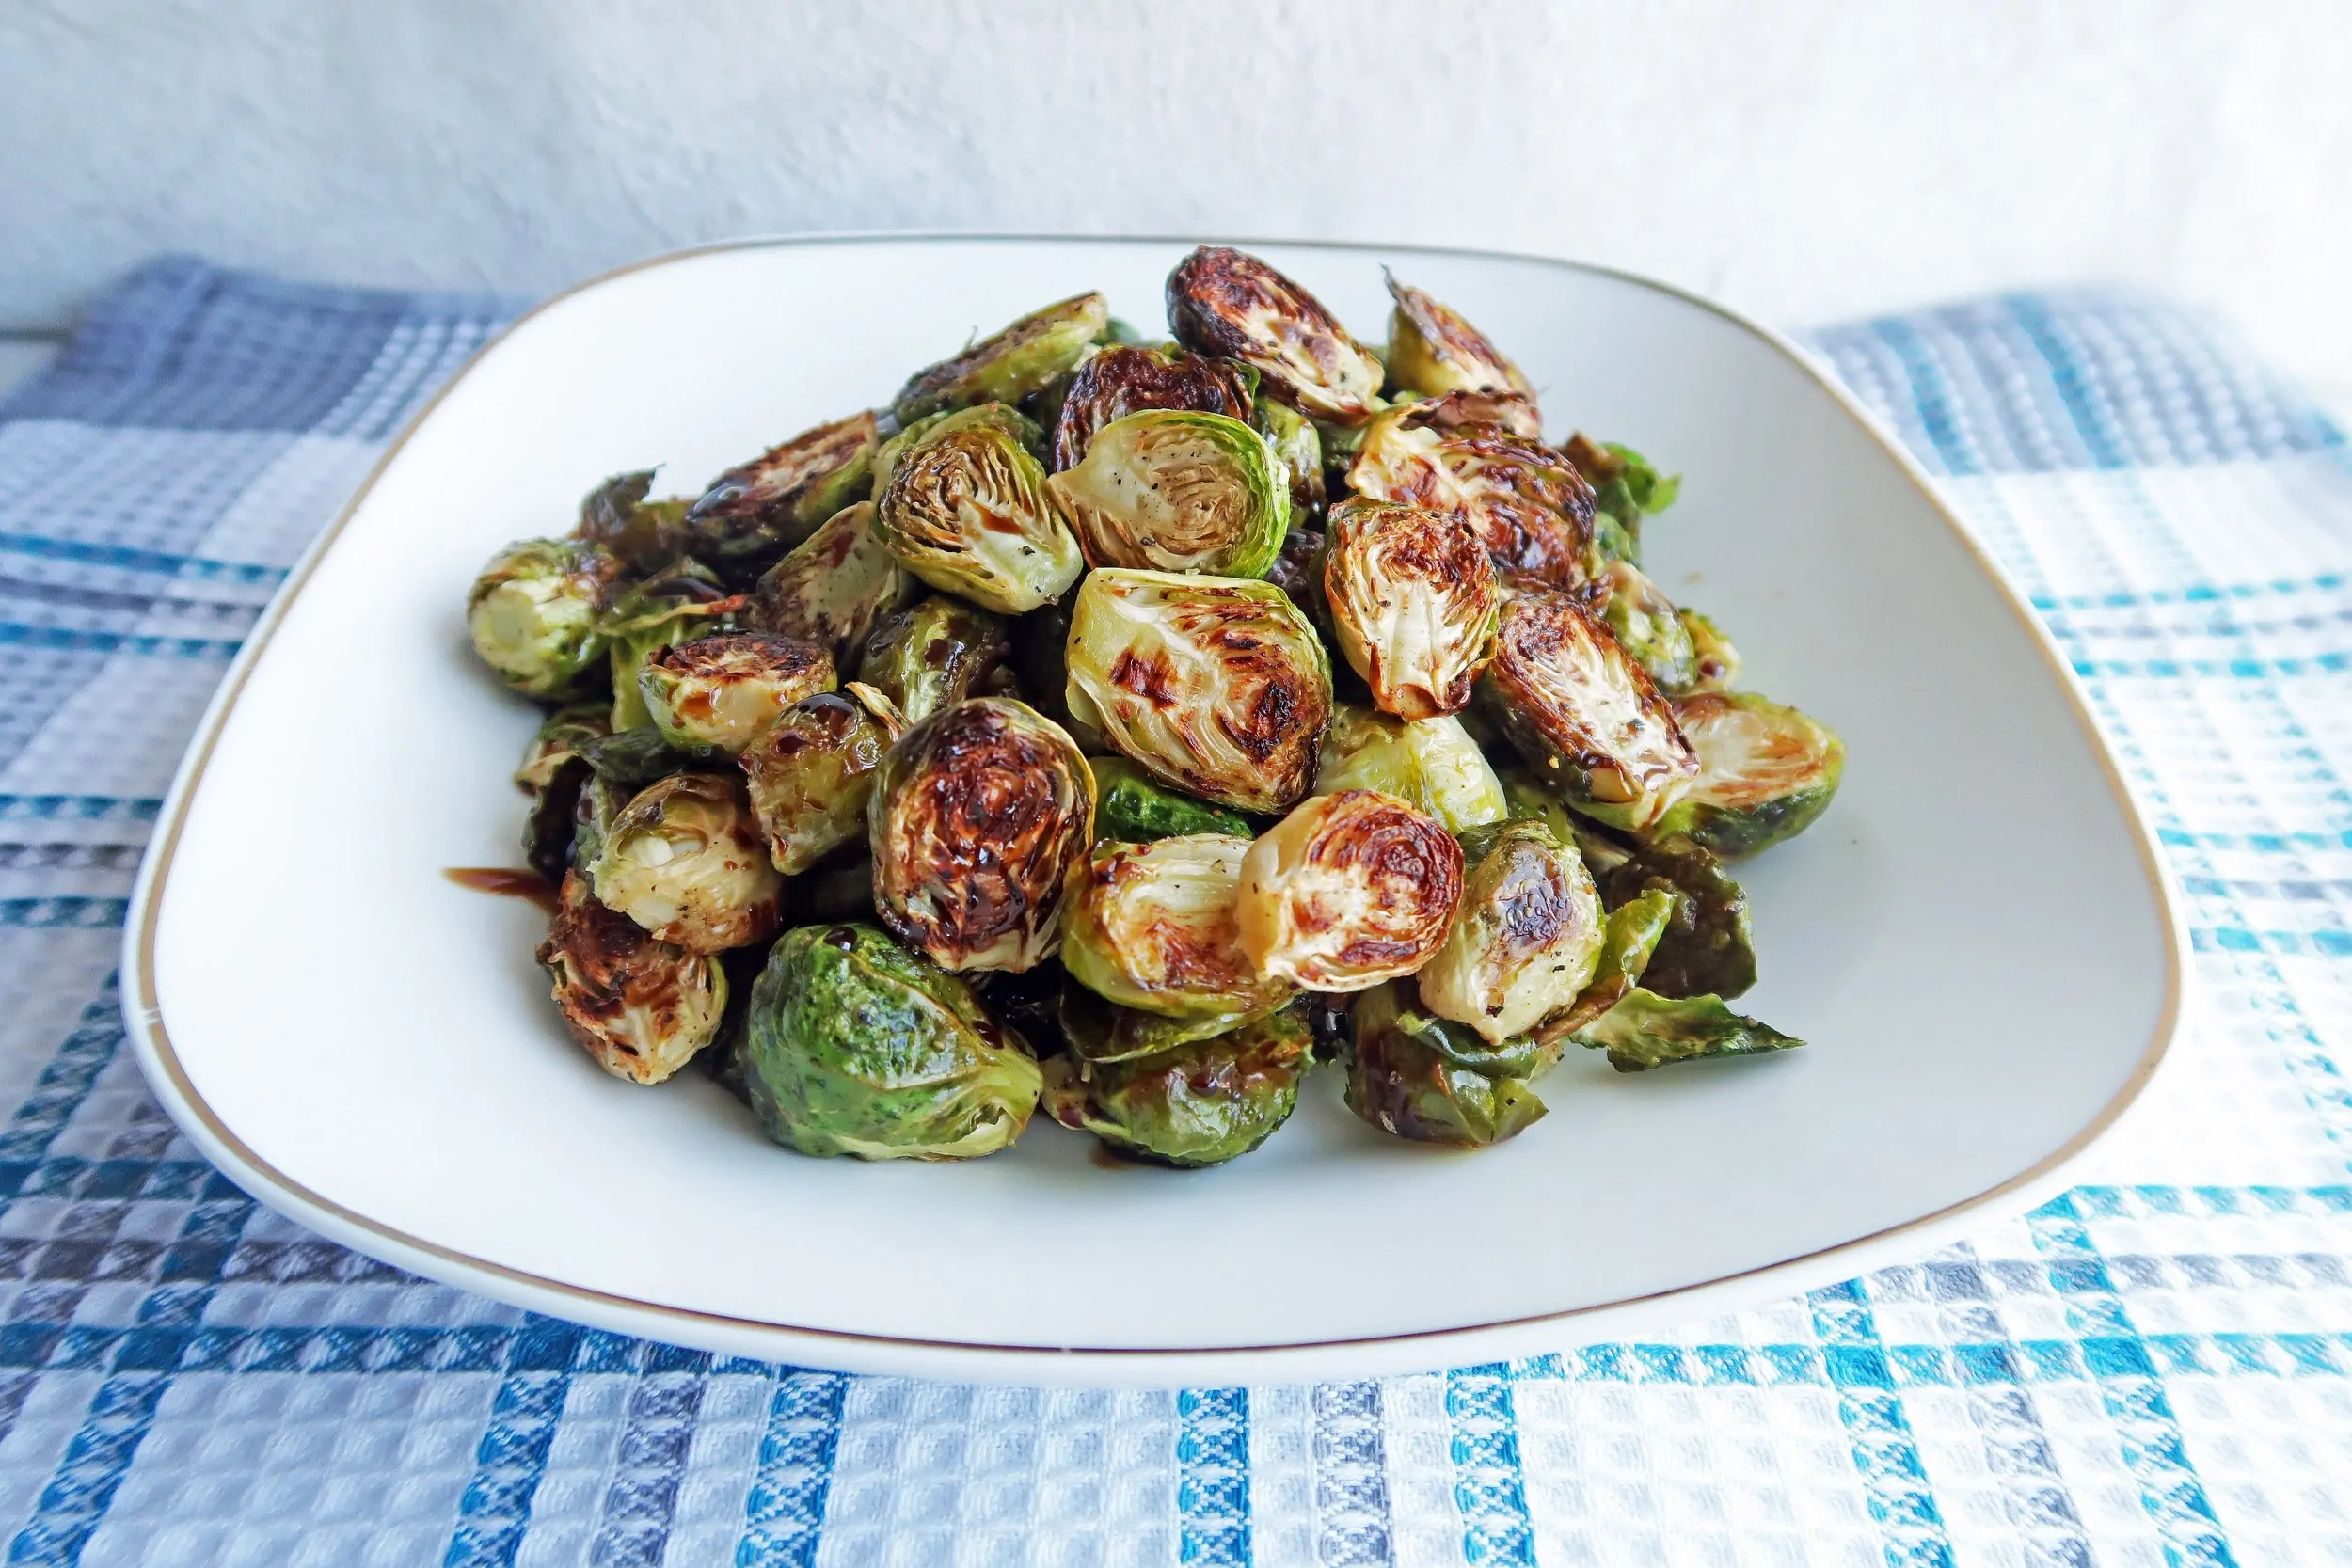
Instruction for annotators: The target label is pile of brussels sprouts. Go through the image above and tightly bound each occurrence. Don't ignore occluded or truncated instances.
[466,246,1844,1168]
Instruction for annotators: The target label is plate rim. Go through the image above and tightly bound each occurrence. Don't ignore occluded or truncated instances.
[119,231,2187,1385]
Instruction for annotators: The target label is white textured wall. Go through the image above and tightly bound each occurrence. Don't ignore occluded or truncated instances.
[5,0,2349,378]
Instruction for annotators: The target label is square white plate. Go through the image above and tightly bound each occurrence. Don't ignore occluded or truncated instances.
[124,237,2182,1386]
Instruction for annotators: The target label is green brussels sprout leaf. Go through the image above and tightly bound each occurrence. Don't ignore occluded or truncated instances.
[1343,980,1555,1148]
[1041,1009,1311,1167]
[597,558,744,730]
[1571,987,1802,1073]
[1088,755,1252,843]
[575,469,688,572]
[852,594,1010,729]
[1600,837,1758,1000]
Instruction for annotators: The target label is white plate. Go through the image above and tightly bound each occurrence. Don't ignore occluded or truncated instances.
[124,237,2183,1386]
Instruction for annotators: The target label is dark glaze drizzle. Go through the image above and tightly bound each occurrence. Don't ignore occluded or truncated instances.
[445,866,562,913]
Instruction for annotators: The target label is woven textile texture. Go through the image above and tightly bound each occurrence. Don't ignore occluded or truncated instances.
[0,258,2346,1567]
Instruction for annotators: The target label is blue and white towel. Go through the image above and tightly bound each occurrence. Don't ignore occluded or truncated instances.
[0,257,2346,1566]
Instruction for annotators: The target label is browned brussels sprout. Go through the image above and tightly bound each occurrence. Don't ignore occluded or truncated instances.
[517,705,611,879]
[1349,402,1597,591]
[1166,246,1385,425]
[1599,837,1757,1000]
[869,698,1095,973]
[1407,388,1545,442]
[588,772,783,952]
[1479,584,1697,832]
[1382,274,1537,406]
[574,470,688,571]
[746,500,915,663]
[1344,980,1554,1147]
[1041,1009,1311,1167]
[1653,692,1845,856]
[852,595,1010,729]
[739,689,900,876]
[639,632,835,756]
[1046,410,1290,578]
[893,293,1111,423]
[1237,789,1464,991]
[670,412,879,582]
[1322,498,1500,721]
[537,870,728,1084]
[467,538,628,700]
[1417,818,1606,1044]
[1049,342,1254,470]
[1061,832,1295,1021]
[598,559,745,731]
[874,404,1086,614]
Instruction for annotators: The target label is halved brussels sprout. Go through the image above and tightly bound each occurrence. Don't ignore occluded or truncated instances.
[1417,818,1606,1044]
[1316,705,1505,832]
[1057,979,1263,1065]
[874,404,1085,615]
[599,559,744,730]
[874,403,1047,496]
[1041,1009,1311,1167]
[588,772,783,952]
[1408,388,1544,442]
[1347,402,1597,591]
[517,705,612,879]
[1344,980,1553,1147]
[536,870,728,1085]
[1653,692,1845,856]
[1255,398,1326,518]
[1571,988,1801,1073]
[1594,562,1699,695]
[639,632,835,756]
[467,538,627,700]
[1089,755,1251,843]
[1046,410,1289,578]
[1382,274,1536,404]
[1062,832,1295,1021]
[1600,838,1756,1000]
[740,923,1042,1160]
[1538,886,1677,1043]
[746,500,915,664]
[1166,246,1385,424]
[1049,342,1255,470]
[852,595,1009,729]
[1064,568,1332,814]
[739,689,898,876]
[575,470,688,571]
[1682,611,1741,692]
[1323,498,1500,720]
[1479,583,1697,832]
[870,697,1094,973]
[671,412,879,582]
[1237,789,1463,991]
[893,293,1111,424]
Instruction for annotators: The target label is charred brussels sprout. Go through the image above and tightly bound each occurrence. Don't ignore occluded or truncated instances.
[1064,568,1332,814]
[1049,342,1254,470]
[1237,790,1463,991]
[739,689,898,876]
[1041,1010,1311,1167]
[1255,398,1326,519]
[741,923,1042,1160]
[1479,584,1697,832]
[1166,247,1385,425]
[870,698,1095,973]
[1600,838,1757,1000]
[1594,562,1699,695]
[598,560,744,731]
[1417,818,1605,1044]
[1650,692,1844,856]
[517,705,612,880]
[672,412,879,582]
[639,632,835,756]
[1089,755,1251,843]
[467,538,627,700]
[1316,705,1505,832]
[874,404,1085,614]
[1323,498,1500,720]
[1057,980,1265,1065]
[1572,988,1801,1072]
[588,773,783,952]
[575,470,687,571]
[1046,410,1289,578]
[893,293,1110,424]
[1062,833,1295,1021]
[1348,402,1597,591]
[537,871,728,1084]
[1344,980,1553,1147]
[852,595,1010,728]
[746,500,915,664]
[1382,274,1537,404]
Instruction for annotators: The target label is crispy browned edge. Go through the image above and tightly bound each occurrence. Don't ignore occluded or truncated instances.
[122,232,2187,1370]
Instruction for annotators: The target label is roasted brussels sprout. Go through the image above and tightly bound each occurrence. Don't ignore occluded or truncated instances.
[578,726,695,790]
[874,404,1085,615]
[745,500,915,664]
[1594,562,1700,695]
[467,538,627,700]
[1062,832,1295,1020]
[740,923,1042,1160]
[575,469,688,571]
[1650,692,1844,856]
[638,632,835,756]
[739,689,898,876]
[1166,247,1385,425]
[1057,979,1264,1064]
[587,772,783,952]
[870,698,1094,973]
[1049,342,1255,470]
[671,412,879,582]
[1417,818,1605,1044]
[1046,410,1290,578]
[1408,388,1545,442]
[1572,989,1801,1072]
[1349,403,1597,591]
[1065,568,1332,814]
[1315,705,1505,832]
[1540,886,1677,1042]
[1041,1009,1311,1167]
[599,559,744,731]
[1563,434,1680,561]
[1322,498,1500,720]
[1089,755,1252,843]
[1237,789,1463,990]
[1478,583,1697,832]
[1344,980,1553,1147]
[1255,398,1326,517]
[893,293,1111,424]
[517,705,612,879]
[537,871,728,1085]
[1600,838,1757,1000]
[852,595,1010,729]
[1382,274,1536,405]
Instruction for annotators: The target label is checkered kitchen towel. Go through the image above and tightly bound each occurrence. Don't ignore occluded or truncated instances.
[0,257,2346,1567]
